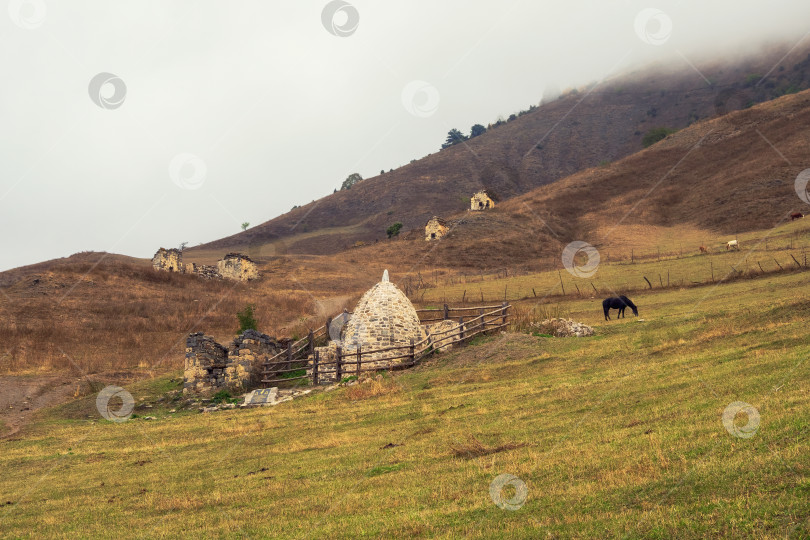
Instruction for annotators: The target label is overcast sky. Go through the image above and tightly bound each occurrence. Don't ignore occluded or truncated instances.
[1,0,809,271]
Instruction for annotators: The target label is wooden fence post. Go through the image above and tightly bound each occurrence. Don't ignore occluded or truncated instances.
[312,350,319,386]
[443,303,449,320]
[308,329,314,357]
[287,341,293,372]
[335,346,343,382]
[459,317,465,340]
[409,339,415,365]
[356,345,362,376]
[325,317,332,341]
[501,302,508,327]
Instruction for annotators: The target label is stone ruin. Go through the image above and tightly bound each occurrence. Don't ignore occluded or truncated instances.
[311,270,441,381]
[425,216,449,241]
[152,248,183,273]
[470,189,495,211]
[183,270,477,394]
[152,248,259,282]
[184,330,284,396]
[218,253,260,281]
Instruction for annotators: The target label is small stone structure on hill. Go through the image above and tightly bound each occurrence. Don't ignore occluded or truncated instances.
[152,248,183,272]
[184,330,284,395]
[218,253,260,281]
[152,249,259,282]
[425,216,449,241]
[470,190,495,211]
[341,270,426,353]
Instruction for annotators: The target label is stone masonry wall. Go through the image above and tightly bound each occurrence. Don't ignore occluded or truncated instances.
[153,248,184,272]
[217,253,259,282]
[470,190,495,211]
[425,217,448,241]
[184,330,282,395]
[152,249,259,282]
[184,333,228,395]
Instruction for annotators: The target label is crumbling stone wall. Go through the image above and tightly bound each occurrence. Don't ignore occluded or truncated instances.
[425,216,448,241]
[217,253,259,282]
[152,249,259,281]
[152,248,184,272]
[184,330,282,395]
[470,190,495,211]
[184,333,228,394]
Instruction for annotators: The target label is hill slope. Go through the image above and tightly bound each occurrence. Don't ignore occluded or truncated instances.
[192,42,810,258]
[316,88,810,273]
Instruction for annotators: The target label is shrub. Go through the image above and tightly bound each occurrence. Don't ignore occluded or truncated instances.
[236,304,258,334]
[642,127,677,148]
[386,222,403,238]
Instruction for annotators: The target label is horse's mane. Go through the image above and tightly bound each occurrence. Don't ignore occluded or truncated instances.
[619,295,637,309]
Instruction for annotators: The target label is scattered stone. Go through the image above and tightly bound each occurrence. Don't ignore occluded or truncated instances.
[142,416,157,421]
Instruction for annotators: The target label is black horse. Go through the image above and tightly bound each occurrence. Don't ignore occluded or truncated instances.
[602,295,638,320]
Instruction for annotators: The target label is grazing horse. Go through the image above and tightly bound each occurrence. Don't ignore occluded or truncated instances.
[726,240,739,250]
[791,212,804,221]
[699,246,709,254]
[603,295,638,321]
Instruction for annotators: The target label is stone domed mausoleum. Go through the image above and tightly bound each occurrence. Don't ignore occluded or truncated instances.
[341,270,425,352]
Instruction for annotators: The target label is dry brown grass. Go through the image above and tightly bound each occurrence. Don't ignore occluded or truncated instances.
[448,434,527,459]
[344,376,401,400]
[0,253,324,375]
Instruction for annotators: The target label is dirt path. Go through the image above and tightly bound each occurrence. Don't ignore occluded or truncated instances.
[0,372,144,439]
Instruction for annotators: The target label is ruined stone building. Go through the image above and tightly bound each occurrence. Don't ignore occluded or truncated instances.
[184,330,283,395]
[425,216,449,241]
[151,249,259,282]
[470,190,495,210]
[152,248,183,272]
[218,253,259,281]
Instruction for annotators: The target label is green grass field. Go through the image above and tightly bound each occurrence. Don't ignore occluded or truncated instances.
[1,271,809,538]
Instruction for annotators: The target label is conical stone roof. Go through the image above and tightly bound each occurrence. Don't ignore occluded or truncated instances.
[341,270,424,351]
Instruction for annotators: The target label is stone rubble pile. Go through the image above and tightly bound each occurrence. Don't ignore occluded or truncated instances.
[532,318,594,337]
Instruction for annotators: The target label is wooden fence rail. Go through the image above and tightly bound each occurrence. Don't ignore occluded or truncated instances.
[261,303,510,386]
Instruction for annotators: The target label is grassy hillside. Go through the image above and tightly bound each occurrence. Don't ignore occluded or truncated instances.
[193,42,810,257]
[293,88,810,274]
[1,269,808,537]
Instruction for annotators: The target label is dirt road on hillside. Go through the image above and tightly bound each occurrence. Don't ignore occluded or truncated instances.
[0,372,145,439]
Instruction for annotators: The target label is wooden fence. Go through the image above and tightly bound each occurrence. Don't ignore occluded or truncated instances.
[261,303,510,386]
